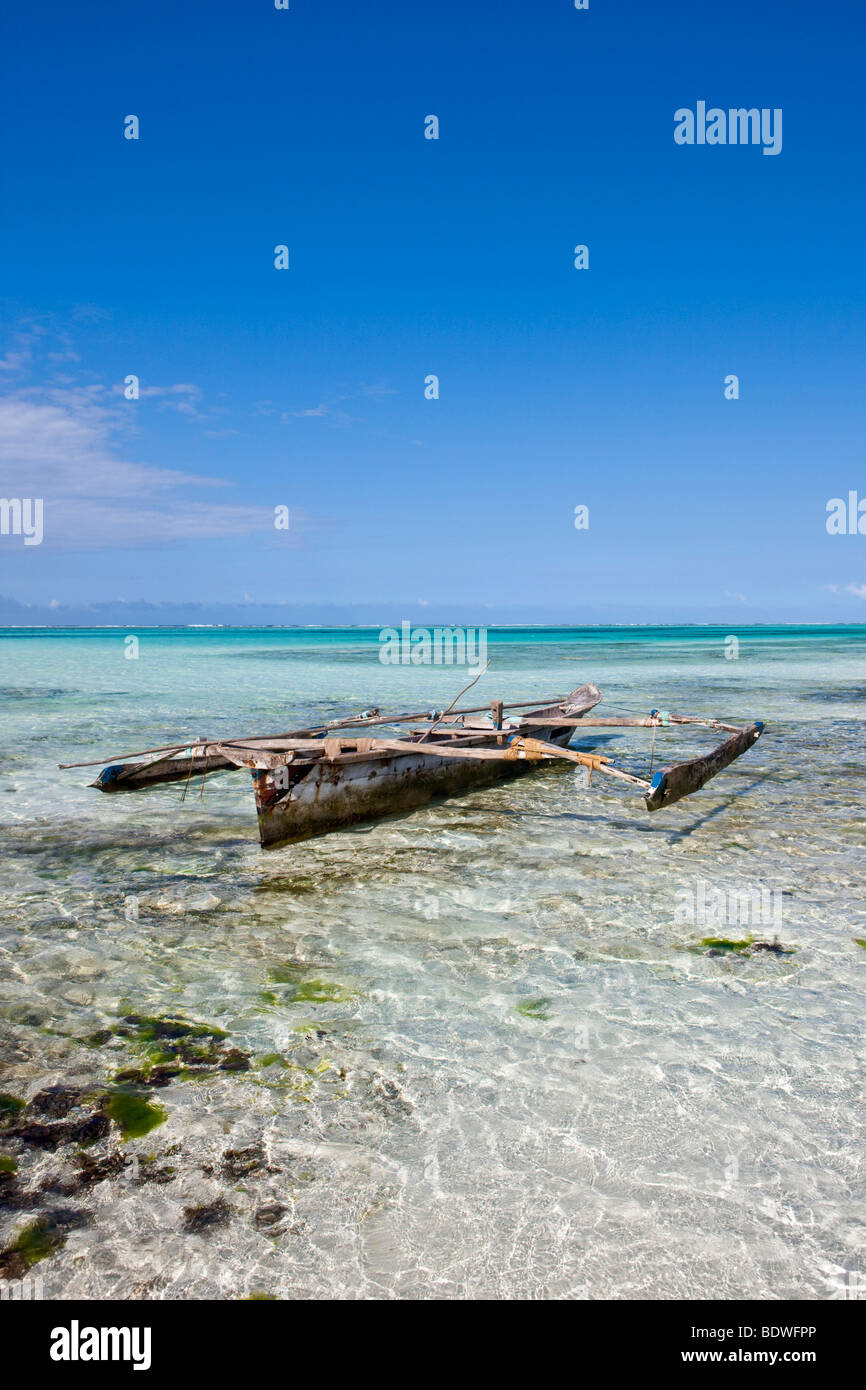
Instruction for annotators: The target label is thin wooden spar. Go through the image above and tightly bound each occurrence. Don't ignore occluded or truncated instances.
[416,661,490,743]
[56,684,570,770]
[373,735,652,788]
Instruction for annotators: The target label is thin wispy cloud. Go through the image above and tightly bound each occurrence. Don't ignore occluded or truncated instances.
[0,392,220,496]
[287,380,397,425]
[0,323,287,550]
[821,583,866,600]
[0,350,31,373]
[357,382,397,402]
[111,381,207,420]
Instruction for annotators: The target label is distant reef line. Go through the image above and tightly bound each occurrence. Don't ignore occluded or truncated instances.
[0,595,863,630]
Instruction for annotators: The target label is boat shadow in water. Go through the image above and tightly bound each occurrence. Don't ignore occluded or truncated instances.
[532,772,773,843]
[659,774,774,844]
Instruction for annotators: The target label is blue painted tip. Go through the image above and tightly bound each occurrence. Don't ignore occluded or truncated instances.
[96,764,123,786]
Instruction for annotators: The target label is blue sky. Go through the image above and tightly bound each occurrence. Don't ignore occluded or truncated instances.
[1,0,864,621]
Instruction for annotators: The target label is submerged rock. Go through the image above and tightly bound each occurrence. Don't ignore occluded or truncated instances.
[72,1151,128,1187]
[4,1101,109,1151]
[0,1155,29,1213]
[218,1049,251,1073]
[94,1011,254,1075]
[3,1121,74,1150]
[133,1157,177,1186]
[42,1150,129,1196]
[371,1075,413,1116]
[112,1065,180,1088]
[253,1202,287,1229]
[69,1113,111,1145]
[691,936,796,958]
[28,1085,83,1119]
[182,1197,233,1234]
[220,1145,268,1180]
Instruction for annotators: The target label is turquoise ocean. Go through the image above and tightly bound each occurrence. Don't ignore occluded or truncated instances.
[0,626,864,1299]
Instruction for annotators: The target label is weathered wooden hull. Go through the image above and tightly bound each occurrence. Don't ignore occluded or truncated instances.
[253,725,575,847]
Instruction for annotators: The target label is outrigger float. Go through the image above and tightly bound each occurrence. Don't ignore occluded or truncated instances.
[59,682,764,849]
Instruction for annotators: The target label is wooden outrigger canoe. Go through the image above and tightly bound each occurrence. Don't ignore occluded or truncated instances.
[59,684,764,849]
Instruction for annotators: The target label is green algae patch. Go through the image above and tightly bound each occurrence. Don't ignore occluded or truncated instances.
[98,1013,239,1068]
[0,1094,26,1120]
[88,1012,252,1089]
[6,1219,63,1269]
[267,965,355,1005]
[118,1014,228,1045]
[699,937,754,954]
[0,1210,84,1277]
[146,1040,222,1065]
[693,936,796,957]
[267,963,307,985]
[289,979,354,1005]
[0,1154,18,1174]
[104,1090,167,1141]
[854,939,866,951]
[258,1053,287,1068]
[517,997,553,1021]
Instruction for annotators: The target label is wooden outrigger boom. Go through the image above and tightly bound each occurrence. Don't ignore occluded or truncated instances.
[643,721,763,811]
[60,682,765,848]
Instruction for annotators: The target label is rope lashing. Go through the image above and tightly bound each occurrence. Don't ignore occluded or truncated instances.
[648,709,670,778]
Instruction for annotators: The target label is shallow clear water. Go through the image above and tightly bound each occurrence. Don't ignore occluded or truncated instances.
[0,626,864,1300]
